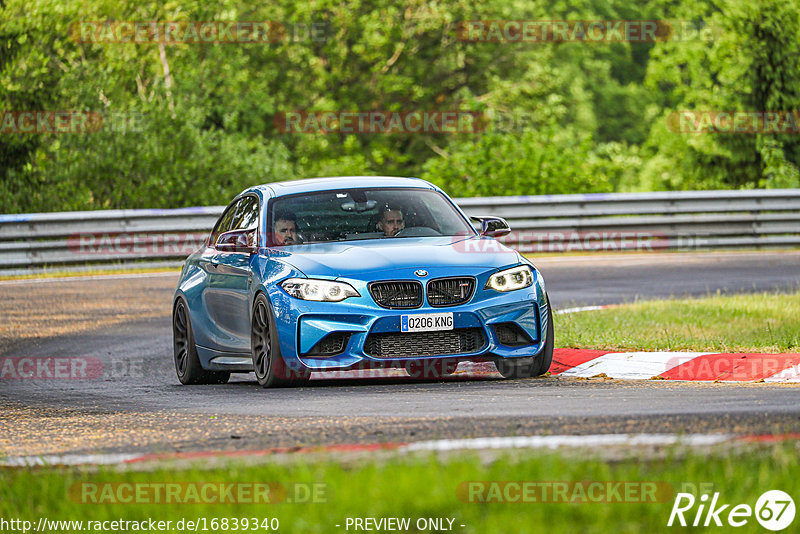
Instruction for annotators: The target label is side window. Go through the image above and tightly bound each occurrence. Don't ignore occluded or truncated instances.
[231,196,260,231]
[210,202,240,244]
[210,195,260,249]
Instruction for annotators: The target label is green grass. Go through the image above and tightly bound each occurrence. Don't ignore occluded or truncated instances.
[1,444,797,533]
[557,291,800,353]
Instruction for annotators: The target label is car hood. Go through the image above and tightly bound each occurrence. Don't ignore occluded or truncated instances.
[268,236,521,279]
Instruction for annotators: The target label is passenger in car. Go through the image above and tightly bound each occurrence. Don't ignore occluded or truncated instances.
[272,211,298,245]
[377,206,405,237]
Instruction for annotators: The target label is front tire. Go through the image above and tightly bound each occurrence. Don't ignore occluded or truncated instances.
[496,293,554,379]
[173,298,230,385]
[530,294,554,376]
[251,293,310,388]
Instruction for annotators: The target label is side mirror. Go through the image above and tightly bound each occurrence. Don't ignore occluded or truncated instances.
[215,229,257,254]
[471,216,511,238]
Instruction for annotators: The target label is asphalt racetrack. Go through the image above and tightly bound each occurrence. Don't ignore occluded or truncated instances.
[1,251,799,458]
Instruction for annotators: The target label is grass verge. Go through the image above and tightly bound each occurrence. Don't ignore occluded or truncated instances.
[1,444,797,533]
[557,291,800,353]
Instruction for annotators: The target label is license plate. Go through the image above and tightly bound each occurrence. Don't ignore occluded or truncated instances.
[401,312,454,333]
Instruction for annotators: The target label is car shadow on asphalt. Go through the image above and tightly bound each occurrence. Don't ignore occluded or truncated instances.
[222,372,507,388]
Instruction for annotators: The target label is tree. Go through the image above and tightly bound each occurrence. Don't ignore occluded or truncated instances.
[641,0,800,190]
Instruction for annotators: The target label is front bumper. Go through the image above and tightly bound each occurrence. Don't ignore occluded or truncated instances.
[267,272,549,371]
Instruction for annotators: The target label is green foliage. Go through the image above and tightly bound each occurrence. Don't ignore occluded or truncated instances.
[47,102,293,209]
[420,127,616,197]
[1,0,799,212]
[640,0,800,191]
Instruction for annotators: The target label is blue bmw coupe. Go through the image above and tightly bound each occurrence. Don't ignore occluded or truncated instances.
[173,176,553,387]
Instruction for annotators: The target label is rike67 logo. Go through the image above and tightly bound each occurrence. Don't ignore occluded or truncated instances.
[668,490,795,530]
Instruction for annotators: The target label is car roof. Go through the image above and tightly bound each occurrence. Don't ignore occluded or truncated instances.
[245,176,437,198]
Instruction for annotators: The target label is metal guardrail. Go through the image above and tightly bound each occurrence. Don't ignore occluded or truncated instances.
[1,189,799,273]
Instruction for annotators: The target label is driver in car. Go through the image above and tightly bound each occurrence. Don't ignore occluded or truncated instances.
[377,207,405,237]
[272,211,298,245]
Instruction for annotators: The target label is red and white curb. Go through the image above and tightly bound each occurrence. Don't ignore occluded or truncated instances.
[312,350,800,383]
[549,304,800,382]
[550,349,800,382]
[5,432,800,467]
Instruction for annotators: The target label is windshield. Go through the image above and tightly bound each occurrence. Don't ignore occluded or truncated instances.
[267,188,475,246]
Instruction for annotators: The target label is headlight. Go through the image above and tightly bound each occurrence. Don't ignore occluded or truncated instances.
[485,265,533,292]
[281,278,360,302]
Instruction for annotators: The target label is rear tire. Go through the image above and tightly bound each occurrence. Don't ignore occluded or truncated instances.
[173,298,230,385]
[251,293,310,388]
[496,293,554,379]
